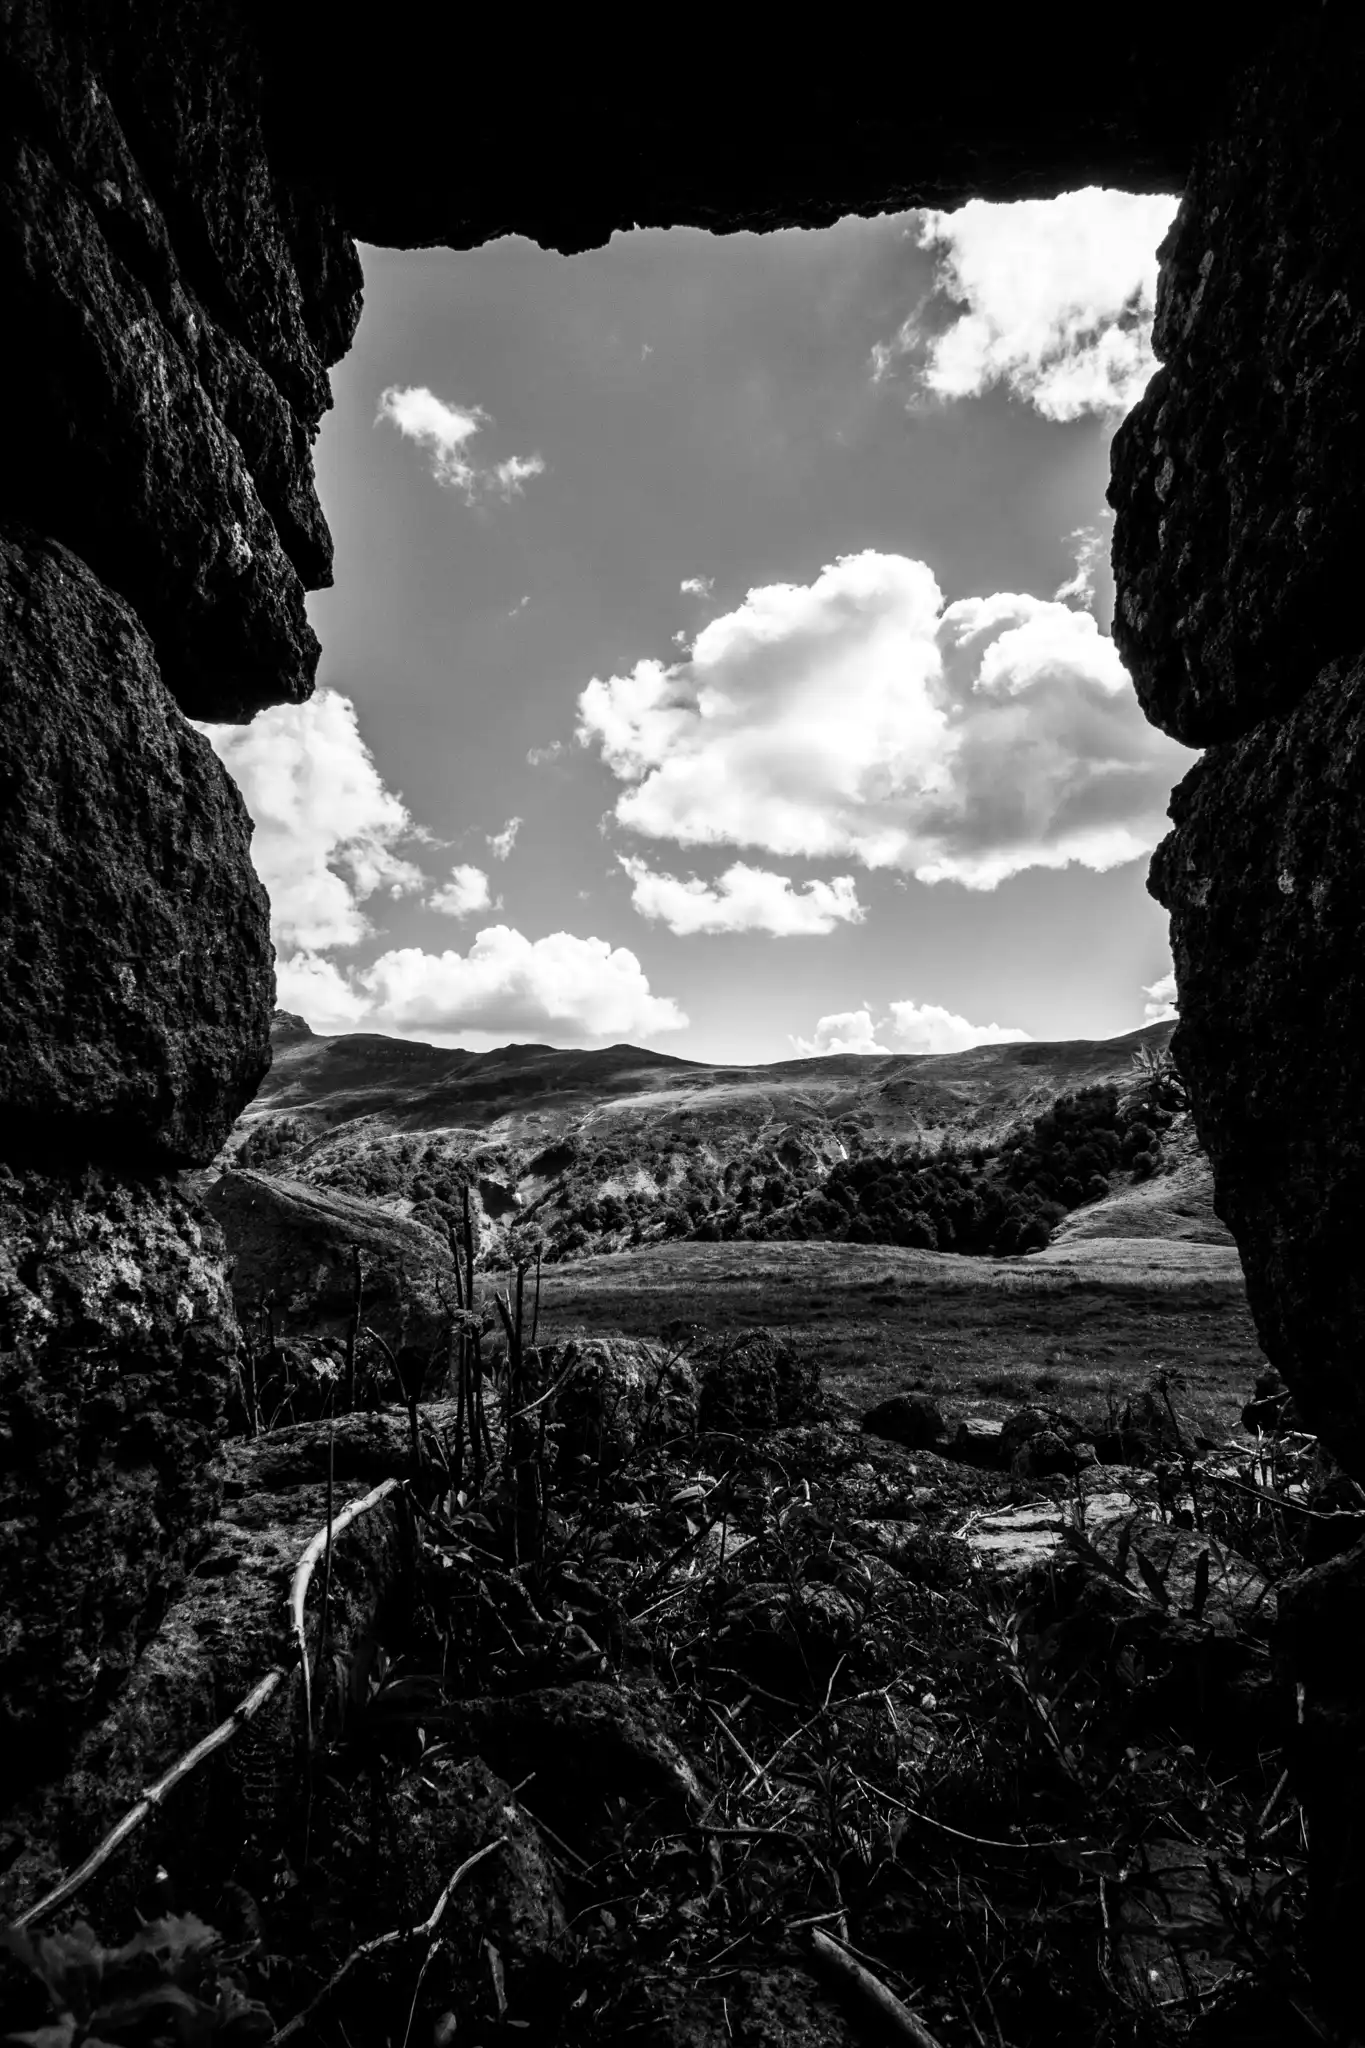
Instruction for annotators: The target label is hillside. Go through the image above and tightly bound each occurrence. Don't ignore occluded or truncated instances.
[214,1014,1231,1269]
[245,1012,1181,1150]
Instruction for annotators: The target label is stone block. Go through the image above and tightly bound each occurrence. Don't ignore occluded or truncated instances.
[0,531,273,1168]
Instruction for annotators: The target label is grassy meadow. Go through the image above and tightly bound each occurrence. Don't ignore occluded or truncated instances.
[536,1236,1263,1441]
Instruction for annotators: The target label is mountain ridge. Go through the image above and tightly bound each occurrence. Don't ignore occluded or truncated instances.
[211,1013,1223,1269]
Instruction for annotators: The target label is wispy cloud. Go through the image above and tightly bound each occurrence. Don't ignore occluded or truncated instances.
[486,816,523,861]
[1055,520,1112,612]
[680,575,714,597]
[492,454,546,497]
[871,189,1178,422]
[526,740,565,768]
[376,384,545,503]
[578,550,1190,891]
[620,857,864,936]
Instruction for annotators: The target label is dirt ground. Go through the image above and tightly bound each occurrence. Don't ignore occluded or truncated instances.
[537,1238,1264,1441]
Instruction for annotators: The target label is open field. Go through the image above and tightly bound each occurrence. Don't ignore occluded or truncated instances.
[537,1236,1263,1439]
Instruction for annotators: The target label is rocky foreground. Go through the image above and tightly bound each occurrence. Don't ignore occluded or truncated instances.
[2,1328,1355,2048]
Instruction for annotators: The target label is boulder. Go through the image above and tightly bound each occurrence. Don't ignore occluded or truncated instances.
[317,1755,568,2037]
[693,1328,823,1434]
[1000,1407,1052,1457]
[1010,1429,1077,1481]
[861,1393,947,1450]
[554,1337,698,1472]
[0,532,273,1169]
[442,1680,707,1858]
[204,1168,458,1368]
[951,1417,1006,1466]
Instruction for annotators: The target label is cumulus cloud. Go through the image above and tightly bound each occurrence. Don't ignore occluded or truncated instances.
[793,1009,891,1056]
[680,575,714,597]
[360,929,685,1043]
[486,816,522,861]
[205,694,684,1050]
[794,998,1031,1058]
[202,690,424,953]
[273,930,686,1046]
[429,864,493,918]
[874,189,1179,421]
[885,1000,1031,1054]
[577,550,1188,891]
[620,856,864,936]
[526,740,565,767]
[376,384,545,503]
[1142,969,1179,1023]
[274,950,372,1032]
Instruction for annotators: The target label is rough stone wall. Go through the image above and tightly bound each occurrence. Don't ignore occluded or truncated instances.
[0,0,360,720]
[0,531,273,1167]
[1108,26,1365,2003]
[1110,20,1365,1473]
[0,0,362,1790]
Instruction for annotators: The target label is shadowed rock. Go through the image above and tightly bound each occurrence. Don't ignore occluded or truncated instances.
[204,1168,459,1362]
[0,531,273,1168]
[0,1168,239,1783]
[861,1392,947,1451]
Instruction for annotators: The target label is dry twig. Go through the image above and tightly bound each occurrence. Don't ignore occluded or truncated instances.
[15,1667,288,1929]
[268,1837,508,2044]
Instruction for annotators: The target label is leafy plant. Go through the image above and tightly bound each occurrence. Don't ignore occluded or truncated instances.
[0,1916,271,2047]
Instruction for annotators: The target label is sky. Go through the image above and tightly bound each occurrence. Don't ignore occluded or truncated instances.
[203,190,1189,1065]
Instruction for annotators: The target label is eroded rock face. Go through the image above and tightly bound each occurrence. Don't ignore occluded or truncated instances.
[1148,664,1365,1469]
[0,0,361,719]
[1110,19,1365,1480]
[0,1168,238,1786]
[0,531,274,1169]
[1111,21,1365,747]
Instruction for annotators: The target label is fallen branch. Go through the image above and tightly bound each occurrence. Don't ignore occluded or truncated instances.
[268,1837,508,2045]
[15,1666,288,1929]
[289,1476,401,1734]
[807,1927,945,2048]
[15,1477,411,1930]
